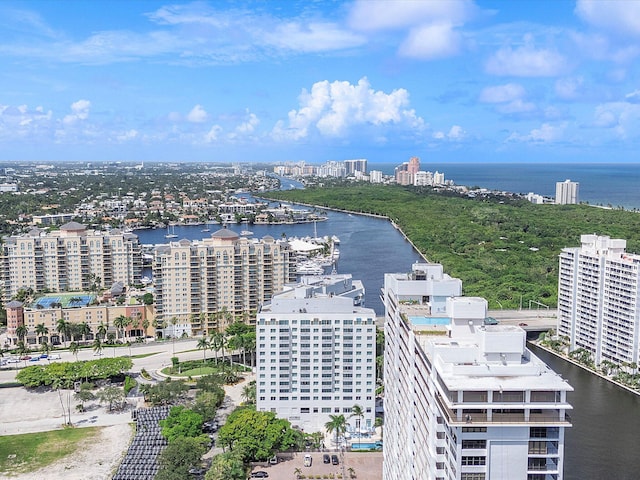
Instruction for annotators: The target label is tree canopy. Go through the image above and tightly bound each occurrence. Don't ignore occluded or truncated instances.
[215,407,302,462]
[265,184,640,309]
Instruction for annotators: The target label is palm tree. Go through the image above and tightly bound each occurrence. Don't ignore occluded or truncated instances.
[197,337,210,365]
[324,414,347,448]
[350,404,364,450]
[96,321,108,341]
[40,341,51,356]
[294,467,302,479]
[15,325,29,344]
[78,322,91,343]
[35,323,49,345]
[170,317,179,355]
[347,466,356,479]
[113,315,128,342]
[142,318,150,341]
[209,332,224,364]
[56,318,69,347]
[241,381,256,405]
[69,341,80,361]
[92,337,103,357]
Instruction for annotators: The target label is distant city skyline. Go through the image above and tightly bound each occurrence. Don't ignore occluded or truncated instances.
[2,1,640,163]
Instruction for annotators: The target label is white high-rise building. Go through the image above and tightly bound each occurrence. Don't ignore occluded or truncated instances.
[558,234,640,366]
[256,274,376,433]
[369,170,383,183]
[383,263,572,480]
[555,180,579,204]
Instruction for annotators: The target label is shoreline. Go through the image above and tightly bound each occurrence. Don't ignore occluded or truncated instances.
[530,341,640,397]
[257,195,431,264]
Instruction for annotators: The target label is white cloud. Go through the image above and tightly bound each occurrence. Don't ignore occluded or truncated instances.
[575,0,640,37]
[272,77,425,141]
[204,125,223,143]
[433,125,466,141]
[399,23,461,59]
[507,123,566,143]
[63,99,90,125]
[555,77,584,100]
[479,83,525,103]
[187,105,208,123]
[116,129,139,141]
[262,22,366,53]
[625,90,640,104]
[235,111,260,135]
[485,39,566,77]
[348,0,476,31]
[591,102,640,139]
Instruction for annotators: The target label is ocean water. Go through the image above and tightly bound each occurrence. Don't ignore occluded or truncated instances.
[373,162,640,209]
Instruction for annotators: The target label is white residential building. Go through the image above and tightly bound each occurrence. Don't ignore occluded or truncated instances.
[558,234,640,366]
[369,170,383,183]
[383,263,572,480]
[256,274,376,433]
[0,222,142,301]
[555,180,579,205]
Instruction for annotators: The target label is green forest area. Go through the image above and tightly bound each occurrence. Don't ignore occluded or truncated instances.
[265,184,640,309]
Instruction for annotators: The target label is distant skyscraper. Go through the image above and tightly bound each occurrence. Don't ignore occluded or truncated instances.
[558,234,640,366]
[407,156,420,174]
[555,179,579,204]
[344,159,368,176]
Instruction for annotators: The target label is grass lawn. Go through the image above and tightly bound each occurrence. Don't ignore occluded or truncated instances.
[160,365,219,376]
[0,427,101,476]
[130,352,161,359]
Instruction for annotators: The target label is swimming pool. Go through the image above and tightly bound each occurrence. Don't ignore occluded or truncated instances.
[351,442,383,450]
[409,316,450,326]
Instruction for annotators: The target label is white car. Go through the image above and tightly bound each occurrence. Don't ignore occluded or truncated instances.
[303,454,312,467]
[49,354,61,360]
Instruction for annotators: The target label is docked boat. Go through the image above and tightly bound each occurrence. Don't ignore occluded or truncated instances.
[165,225,178,238]
[240,230,253,236]
[296,261,324,276]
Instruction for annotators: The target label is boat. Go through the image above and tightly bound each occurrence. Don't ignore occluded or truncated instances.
[240,230,253,236]
[296,261,324,276]
[201,227,210,232]
[165,225,178,238]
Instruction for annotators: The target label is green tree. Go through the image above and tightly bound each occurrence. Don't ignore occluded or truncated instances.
[205,451,246,480]
[92,337,103,357]
[97,385,125,412]
[56,318,69,347]
[74,383,96,412]
[324,414,347,448]
[192,390,225,421]
[159,406,207,443]
[78,321,91,343]
[156,436,207,480]
[142,318,150,340]
[69,341,80,361]
[350,404,364,450]
[216,408,301,462]
[96,321,108,341]
[197,337,210,365]
[16,325,28,343]
[113,315,130,341]
[241,381,256,405]
[35,323,49,344]
[142,292,154,305]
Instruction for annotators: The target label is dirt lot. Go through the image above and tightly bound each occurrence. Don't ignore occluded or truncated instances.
[249,451,383,480]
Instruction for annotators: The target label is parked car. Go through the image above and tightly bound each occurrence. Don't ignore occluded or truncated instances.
[29,356,40,362]
[39,354,48,359]
[269,456,278,465]
[19,355,31,361]
[49,354,61,360]
[331,455,339,465]
[304,454,312,467]
[518,322,528,327]
[250,471,269,478]
[323,454,330,464]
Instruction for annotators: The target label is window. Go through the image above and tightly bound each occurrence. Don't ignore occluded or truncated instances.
[461,474,486,480]
[461,456,485,466]
[462,440,486,449]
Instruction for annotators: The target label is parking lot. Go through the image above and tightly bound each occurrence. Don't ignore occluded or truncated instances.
[249,451,383,479]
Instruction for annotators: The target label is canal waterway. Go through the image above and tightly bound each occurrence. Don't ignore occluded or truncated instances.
[531,345,640,480]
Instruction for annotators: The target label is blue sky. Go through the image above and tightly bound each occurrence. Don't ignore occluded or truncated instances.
[2,0,640,164]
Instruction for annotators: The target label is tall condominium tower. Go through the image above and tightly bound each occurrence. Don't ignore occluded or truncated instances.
[256,274,376,433]
[152,228,296,337]
[555,179,579,205]
[383,263,572,480]
[558,234,640,366]
[0,222,142,301]
[344,159,368,176]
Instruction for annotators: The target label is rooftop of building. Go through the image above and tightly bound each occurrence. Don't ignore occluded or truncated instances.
[260,294,374,316]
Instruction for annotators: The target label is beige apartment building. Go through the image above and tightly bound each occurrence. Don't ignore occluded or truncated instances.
[0,222,143,301]
[5,299,154,346]
[152,228,296,337]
